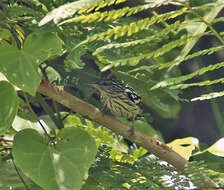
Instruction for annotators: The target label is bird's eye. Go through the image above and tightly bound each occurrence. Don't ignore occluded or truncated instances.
[133,96,141,104]
[125,89,141,104]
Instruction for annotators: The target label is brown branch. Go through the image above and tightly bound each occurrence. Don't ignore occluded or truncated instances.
[37,80,219,188]
[191,187,224,190]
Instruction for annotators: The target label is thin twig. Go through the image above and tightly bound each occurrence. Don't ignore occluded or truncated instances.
[23,92,52,139]
[38,120,52,140]
[22,92,38,121]
[36,93,63,129]
[12,159,30,190]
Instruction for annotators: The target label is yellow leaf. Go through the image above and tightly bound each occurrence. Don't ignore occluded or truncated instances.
[167,137,199,160]
[206,138,224,157]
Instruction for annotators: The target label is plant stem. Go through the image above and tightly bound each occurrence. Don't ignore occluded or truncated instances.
[12,159,30,190]
[23,92,52,139]
[36,93,63,129]
[186,4,224,45]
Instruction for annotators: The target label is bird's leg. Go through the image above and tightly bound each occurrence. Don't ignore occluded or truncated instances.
[100,105,106,113]
[100,102,112,117]
[99,105,108,118]
[128,118,135,136]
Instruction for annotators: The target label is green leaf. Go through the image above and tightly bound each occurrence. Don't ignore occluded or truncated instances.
[0,32,63,95]
[0,161,43,190]
[0,45,41,95]
[133,120,163,142]
[65,47,86,69]
[81,177,103,190]
[23,32,63,63]
[45,67,61,84]
[192,151,224,173]
[12,128,97,190]
[0,28,11,39]
[0,81,18,134]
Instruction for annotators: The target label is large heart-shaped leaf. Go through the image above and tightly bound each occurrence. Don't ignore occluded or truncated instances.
[0,45,41,95]
[0,32,63,95]
[23,32,63,63]
[12,128,97,190]
[0,81,18,134]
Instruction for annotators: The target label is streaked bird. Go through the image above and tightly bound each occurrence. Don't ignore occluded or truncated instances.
[90,79,143,121]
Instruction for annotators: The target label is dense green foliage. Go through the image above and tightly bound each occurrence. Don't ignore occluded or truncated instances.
[0,0,224,189]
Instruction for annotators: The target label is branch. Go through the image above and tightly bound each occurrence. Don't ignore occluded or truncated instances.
[37,80,219,188]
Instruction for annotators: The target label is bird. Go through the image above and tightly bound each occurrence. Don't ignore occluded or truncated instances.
[90,79,143,126]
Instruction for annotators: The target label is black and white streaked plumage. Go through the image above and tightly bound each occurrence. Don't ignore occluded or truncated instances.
[90,79,142,120]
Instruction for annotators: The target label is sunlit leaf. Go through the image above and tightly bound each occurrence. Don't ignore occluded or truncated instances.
[205,138,224,157]
[167,137,199,160]
[39,0,103,26]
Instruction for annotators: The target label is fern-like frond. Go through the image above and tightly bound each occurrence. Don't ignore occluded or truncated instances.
[151,61,224,90]
[60,1,173,25]
[157,45,224,70]
[39,0,126,26]
[60,4,151,25]
[128,44,224,73]
[191,91,224,101]
[169,78,224,90]
[78,7,188,45]
[78,0,127,13]
[212,16,224,24]
[93,20,182,56]
[184,161,209,187]
[166,2,224,69]
[90,147,192,189]
[101,33,204,72]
